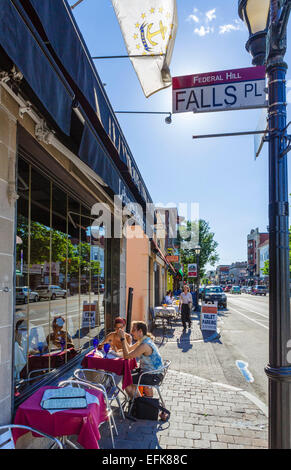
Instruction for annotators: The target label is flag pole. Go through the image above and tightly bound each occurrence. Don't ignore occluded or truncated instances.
[91,54,165,59]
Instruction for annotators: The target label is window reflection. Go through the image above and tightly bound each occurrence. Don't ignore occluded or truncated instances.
[14,157,106,397]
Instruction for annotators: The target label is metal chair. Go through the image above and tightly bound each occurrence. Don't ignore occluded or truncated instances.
[0,424,63,449]
[58,379,116,449]
[73,368,126,420]
[128,360,171,417]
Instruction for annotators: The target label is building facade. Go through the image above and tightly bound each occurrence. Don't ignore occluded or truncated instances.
[247,228,269,280]
[229,262,248,285]
[0,0,153,424]
[216,265,230,285]
[259,240,269,280]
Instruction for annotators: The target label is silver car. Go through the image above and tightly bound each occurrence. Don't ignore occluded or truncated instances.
[35,285,67,300]
[16,287,39,303]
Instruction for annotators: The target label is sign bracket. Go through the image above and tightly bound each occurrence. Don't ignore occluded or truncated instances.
[192,130,267,139]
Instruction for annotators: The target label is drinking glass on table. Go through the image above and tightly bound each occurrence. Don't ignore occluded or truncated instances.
[103,343,110,358]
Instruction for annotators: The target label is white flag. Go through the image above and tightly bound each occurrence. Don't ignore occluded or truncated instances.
[111,0,178,98]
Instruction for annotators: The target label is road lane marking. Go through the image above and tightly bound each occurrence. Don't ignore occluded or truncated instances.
[229,306,269,330]
[228,301,269,319]
[236,360,254,383]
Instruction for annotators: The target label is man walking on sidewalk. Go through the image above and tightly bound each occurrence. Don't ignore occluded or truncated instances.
[179,285,192,331]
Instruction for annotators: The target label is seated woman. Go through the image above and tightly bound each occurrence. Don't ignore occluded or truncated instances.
[46,316,74,350]
[98,317,131,352]
[164,291,173,305]
[117,321,167,419]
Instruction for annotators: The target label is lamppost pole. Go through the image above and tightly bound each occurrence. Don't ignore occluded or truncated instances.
[196,252,200,293]
[265,34,291,450]
[238,0,291,449]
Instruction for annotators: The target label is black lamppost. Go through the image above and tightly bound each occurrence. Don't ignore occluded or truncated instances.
[194,245,201,298]
[238,0,291,449]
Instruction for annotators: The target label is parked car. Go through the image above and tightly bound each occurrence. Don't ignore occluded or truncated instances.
[93,283,105,294]
[35,285,67,300]
[246,287,253,294]
[16,287,39,303]
[251,285,267,296]
[240,286,248,293]
[202,285,227,309]
[224,285,232,293]
[199,287,205,299]
[231,285,241,294]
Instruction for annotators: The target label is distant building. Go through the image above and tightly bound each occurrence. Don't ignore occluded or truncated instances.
[247,228,269,280]
[259,240,269,280]
[229,262,248,285]
[216,265,230,285]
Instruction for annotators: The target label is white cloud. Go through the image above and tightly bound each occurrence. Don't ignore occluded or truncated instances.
[187,7,201,23]
[219,20,243,34]
[205,8,216,22]
[189,13,199,23]
[194,26,213,37]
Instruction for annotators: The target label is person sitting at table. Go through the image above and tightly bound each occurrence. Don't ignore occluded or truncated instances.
[164,291,172,305]
[14,319,27,379]
[46,316,74,350]
[116,321,168,420]
[98,317,131,352]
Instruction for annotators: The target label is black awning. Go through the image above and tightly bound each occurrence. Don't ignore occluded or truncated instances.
[0,0,74,135]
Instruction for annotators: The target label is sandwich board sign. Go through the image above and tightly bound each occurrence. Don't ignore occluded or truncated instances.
[201,301,218,332]
[172,66,267,114]
[82,301,100,328]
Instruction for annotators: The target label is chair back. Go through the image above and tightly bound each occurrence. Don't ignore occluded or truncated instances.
[161,359,171,381]
[0,428,15,449]
[0,424,63,449]
[73,368,114,393]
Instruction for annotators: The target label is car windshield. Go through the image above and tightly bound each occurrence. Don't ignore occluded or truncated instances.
[257,286,265,289]
[205,287,223,294]
[36,285,49,289]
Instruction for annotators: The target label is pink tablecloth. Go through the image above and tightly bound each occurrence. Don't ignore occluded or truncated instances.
[81,352,137,390]
[13,386,107,449]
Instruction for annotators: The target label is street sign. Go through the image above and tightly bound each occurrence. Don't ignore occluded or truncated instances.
[187,263,197,277]
[166,255,179,262]
[172,66,267,114]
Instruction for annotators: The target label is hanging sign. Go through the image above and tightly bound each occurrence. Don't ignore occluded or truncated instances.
[166,255,179,263]
[187,263,197,277]
[172,66,267,114]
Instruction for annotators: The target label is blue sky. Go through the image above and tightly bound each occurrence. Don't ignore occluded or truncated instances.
[69,0,291,269]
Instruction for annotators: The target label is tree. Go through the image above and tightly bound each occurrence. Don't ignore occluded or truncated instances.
[178,219,219,279]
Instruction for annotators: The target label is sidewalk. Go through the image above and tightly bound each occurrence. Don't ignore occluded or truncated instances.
[98,309,268,449]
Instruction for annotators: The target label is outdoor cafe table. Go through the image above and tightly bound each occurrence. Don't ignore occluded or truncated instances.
[20,348,78,378]
[13,385,107,449]
[81,351,137,390]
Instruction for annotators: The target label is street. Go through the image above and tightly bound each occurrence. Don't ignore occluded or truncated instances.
[214,293,269,405]
[16,294,105,351]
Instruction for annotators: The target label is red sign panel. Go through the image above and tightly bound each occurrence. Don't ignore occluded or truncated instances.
[172,66,266,90]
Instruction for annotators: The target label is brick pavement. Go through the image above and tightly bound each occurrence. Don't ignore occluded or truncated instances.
[98,311,268,449]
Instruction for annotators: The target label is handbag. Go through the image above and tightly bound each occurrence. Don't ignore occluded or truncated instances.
[129,397,170,421]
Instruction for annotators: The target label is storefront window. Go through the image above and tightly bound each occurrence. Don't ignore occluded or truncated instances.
[14,156,106,397]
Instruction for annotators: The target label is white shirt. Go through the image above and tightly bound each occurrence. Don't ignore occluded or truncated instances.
[179,292,192,304]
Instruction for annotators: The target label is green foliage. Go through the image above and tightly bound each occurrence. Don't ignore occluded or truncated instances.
[177,219,219,279]
[17,217,101,277]
[262,227,291,275]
